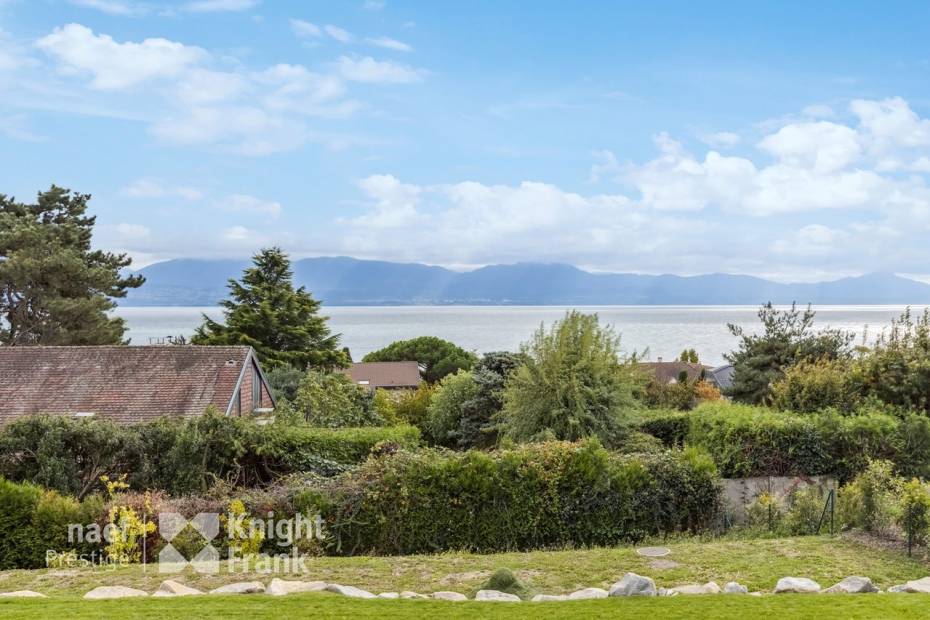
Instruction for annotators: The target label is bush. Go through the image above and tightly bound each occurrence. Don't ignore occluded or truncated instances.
[477,568,533,600]
[899,479,930,550]
[391,383,435,430]
[292,371,383,427]
[0,414,420,496]
[638,410,690,447]
[0,477,93,569]
[837,459,900,536]
[426,370,479,447]
[685,402,914,481]
[319,440,719,555]
[770,358,858,413]
[265,364,305,402]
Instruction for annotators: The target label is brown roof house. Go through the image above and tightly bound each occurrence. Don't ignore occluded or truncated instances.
[339,361,422,390]
[0,345,275,425]
[639,360,710,384]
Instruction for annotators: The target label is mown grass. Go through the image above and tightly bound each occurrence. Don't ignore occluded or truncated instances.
[0,535,923,598]
[3,592,930,620]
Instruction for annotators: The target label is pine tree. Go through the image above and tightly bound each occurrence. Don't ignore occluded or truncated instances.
[191,247,348,369]
[0,186,144,345]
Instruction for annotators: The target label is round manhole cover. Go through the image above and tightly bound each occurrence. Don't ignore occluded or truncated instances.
[635,546,671,557]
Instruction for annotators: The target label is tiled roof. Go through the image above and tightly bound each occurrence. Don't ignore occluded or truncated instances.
[0,345,253,425]
[339,361,422,388]
[639,361,710,384]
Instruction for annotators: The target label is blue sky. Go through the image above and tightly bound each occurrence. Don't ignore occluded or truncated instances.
[3,1,930,282]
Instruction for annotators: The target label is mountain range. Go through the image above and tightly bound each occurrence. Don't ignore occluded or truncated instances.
[121,257,930,306]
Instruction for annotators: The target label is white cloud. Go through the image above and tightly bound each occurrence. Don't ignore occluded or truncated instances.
[699,131,740,149]
[0,114,46,142]
[365,36,412,52]
[324,25,353,44]
[115,222,151,238]
[290,19,321,38]
[36,23,206,90]
[122,178,203,200]
[223,225,250,241]
[852,96,930,150]
[68,0,146,16]
[335,55,424,83]
[220,193,282,217]
[182,0,258,12]
[363,0,385,9]
[802,104,835,119]
[757,121,861,173]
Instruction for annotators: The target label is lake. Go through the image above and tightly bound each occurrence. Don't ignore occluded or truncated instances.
[112,305,926,367]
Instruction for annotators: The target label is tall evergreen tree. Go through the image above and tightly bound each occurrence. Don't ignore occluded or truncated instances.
[0,186,143,345]
[191,247,347,369]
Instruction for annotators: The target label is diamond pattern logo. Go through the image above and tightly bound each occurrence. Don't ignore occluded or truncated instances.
[157,512,220,574]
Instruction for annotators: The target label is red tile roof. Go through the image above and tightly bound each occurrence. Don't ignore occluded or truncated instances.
[339,361,422,389]
[0,345,256,425]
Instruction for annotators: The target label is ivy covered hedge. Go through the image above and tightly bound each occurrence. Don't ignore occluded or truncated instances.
[641,402,930,481]
[318,441,721,555]
[0,414,420,497]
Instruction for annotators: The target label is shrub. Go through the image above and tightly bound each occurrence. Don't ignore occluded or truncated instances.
[477,568,533,600]
[499,311,642,447]
[426,370,479,447]
[458,352,526,450]
[391,383,435,430]
[838,459,901,536]
[292,371,383,428]
[264,364,305,402]
[319,440,719,555]
[783,485,828,535]
[0,414,420,496]
[770,357,859,413]
[638,410,690,447]
[899,479,930,551]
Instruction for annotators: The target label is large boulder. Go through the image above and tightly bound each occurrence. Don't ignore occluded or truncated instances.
[209,581,265,595]
[152,580,204,597]
[432,591,468,601]
[0,591,45,598]
[531,594,568,602]
[670,582,720,595]
[567,587,609,600]
[774,577,821,594]
[888,577,930,593]
[325,584,376,599]
[609,573,657,597]
[84,586,149,599]
[267,579,328,596]
[824,576,879,594]
[723,582,749,594]
[475,589,521,602]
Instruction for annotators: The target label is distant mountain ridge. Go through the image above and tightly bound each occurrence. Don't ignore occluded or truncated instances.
[122,257,930,306]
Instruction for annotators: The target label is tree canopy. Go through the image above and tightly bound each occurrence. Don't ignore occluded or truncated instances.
[362,335,477,382]
[725,302,853,405]
[191,247,347,369]
[499,311,641,446]
[0,186,143,345]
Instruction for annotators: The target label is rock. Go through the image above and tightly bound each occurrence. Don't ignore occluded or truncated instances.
[774,577,821,594]
[400,591,429,599]
[567,587,609,600]
[888,577,930,593]
[432,591,468,601]
[152,580,204,597]
[0,591,45,598]
[378,592,400,599]
[209,581,265,595]
[656,587,679,597]
[531,594,568,601]
[609,573,657,597]
[267,579,328,596]
[824,576,879,594]
[325,584,376,599]
[636,546,671,557]
[83,586,149,599]
[670,582,720,595]
[723,582,749,594]
[475,589,521,602]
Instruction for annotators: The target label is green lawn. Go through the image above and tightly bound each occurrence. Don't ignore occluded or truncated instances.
[0,535,926,618]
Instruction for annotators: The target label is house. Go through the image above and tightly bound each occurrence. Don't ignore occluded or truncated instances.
[706,364,735,392]
[0,345,275,425]
[639,360,710,384]
[339,361,422,390]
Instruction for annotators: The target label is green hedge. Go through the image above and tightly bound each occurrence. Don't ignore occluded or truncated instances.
[0,477,98,569]
[648,402,930,481]
[638,410,690,447]
[319,441,720,555]
[0,414,420,497]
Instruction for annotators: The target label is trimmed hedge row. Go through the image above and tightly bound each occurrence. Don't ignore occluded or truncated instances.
[641,402,930,481]
[0,414,420,497]
[0,477,101,569]
[319,440,721,555]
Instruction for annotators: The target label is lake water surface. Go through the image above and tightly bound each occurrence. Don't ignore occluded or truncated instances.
[113,305,926,367]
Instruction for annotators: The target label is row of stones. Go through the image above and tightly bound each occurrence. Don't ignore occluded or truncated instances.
[4,573,930,601]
